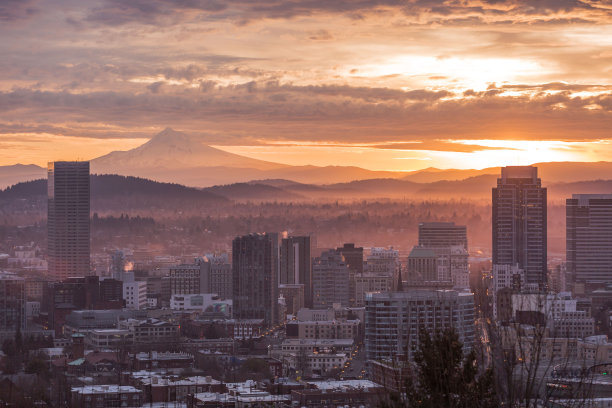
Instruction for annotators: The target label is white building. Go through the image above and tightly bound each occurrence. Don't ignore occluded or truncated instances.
[365,290,475,361]
[26,301,40,318]
[491,264,525,319]
[283,352,348,376]
[170,293,232,317]
[512,292,595,338]
[123,280,147,310]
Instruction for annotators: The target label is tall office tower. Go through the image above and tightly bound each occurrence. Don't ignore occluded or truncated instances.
[0,272,26,335]
[567,194,612,286]
[336,243,364,274]
[407,247,439,281]
[492,166,547,289]
[205,253,233,300]
[48,161,90,281]
[280,236,312,307]
[336,243,363,306]
[312,250,351,309]
[365,290,475,361]
[418,222,469,290]
[232,233,279,326]
[168,258,209,295]
[418,222,468,249]
[111,250,126,280]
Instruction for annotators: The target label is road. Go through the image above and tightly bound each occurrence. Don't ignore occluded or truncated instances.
[339,343,367,379]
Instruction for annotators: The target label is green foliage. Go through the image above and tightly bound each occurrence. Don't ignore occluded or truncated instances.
[25,358,50,380]
[2,339,16,357]
[380,328,498,408]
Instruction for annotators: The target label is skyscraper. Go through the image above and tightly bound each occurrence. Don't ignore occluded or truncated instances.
[492,166,547,288]
[418,222,467,249]
[169,258,209,295]
[232,233,279,326]
[48,161,90,281]
[280,236,312,307]
[336,243,363,306]
[417,222,469,290]
[312,250,350,309]
[566,194,612,285]
[335,243,364,274]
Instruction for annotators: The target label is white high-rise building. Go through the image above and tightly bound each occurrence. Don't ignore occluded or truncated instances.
[491,264,525,319]
[365,290,475,361]
[123,280,147,310]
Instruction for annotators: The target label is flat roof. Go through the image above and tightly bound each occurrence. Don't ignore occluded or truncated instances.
[72,385,141,395]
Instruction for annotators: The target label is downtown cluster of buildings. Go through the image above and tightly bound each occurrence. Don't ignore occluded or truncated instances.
[2,161,612,406]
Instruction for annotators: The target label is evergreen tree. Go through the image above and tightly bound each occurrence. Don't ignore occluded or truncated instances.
[15,326,23,353]
[380,328,497,408]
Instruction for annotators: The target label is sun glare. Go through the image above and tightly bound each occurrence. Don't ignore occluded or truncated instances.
[356,56,545,91]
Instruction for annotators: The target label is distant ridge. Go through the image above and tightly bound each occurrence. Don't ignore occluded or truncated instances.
[401,161,612,184]
[205,182,305,201]
[0,174,228,203]
[0,163,46,189]
[3,173,612,203]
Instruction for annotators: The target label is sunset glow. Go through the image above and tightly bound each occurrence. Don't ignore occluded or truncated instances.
[1,0,612,171]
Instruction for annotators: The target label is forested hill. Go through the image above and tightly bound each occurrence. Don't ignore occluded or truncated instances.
[0,174,228,202]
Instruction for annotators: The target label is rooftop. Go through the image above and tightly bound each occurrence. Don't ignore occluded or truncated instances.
[71,385,141,395]
[307,379,382,390]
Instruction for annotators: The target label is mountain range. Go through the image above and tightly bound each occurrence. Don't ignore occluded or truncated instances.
[4,173,612,204]
[2,128,612,190]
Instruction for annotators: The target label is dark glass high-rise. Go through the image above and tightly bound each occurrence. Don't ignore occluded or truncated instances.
[492,166,547,289]
[48,161,90,281]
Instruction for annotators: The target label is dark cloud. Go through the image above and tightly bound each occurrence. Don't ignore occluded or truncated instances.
[0,0,38,22]
[0,83,610,145]
[79,0,612,27]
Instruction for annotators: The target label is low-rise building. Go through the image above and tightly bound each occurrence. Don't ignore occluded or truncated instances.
[135,374,225,404]
[232,319,265,340]
[132,351,194,370]
[85,329,133,349]
[118,318,180,343]
[285,319,360,340]
[170,293,232,317]
[71,385,142,408]
[578,335,612,362]
[64,309,147,335]
[291,380,385,408]
[281,352,347,376]
[190,380,290,408]
[270,338,354,360]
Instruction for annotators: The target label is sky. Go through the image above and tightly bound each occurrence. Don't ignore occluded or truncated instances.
[1,0,612,171]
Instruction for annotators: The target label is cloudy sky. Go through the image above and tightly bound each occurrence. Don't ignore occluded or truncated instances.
[1,0,612,170]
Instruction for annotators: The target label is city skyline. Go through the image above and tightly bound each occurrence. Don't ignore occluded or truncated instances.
[1,1,612,171]
[3,2,612,404]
